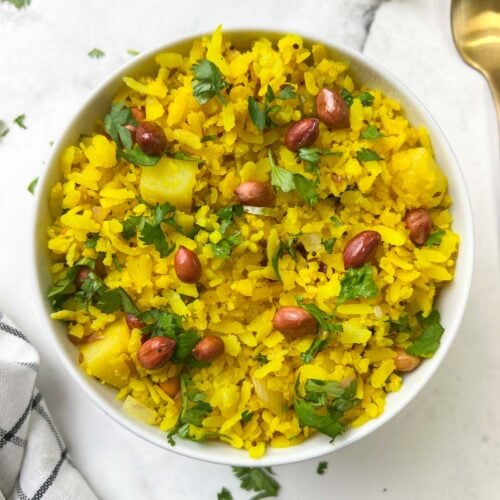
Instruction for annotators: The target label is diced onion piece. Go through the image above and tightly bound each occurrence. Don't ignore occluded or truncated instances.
[251,375,285,416]
[301,232,322,252]
[122,395,157,424]
[243,206,279,217]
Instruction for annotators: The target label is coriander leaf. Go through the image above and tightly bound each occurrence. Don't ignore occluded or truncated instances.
[232,467,280,500]
[138,309,184,338]
[47,266,79,309]
[191,59,227,105]
[269,149,295,192]
[361,124,384,140]
[122,215,144,240]
[169,151,202,162]
[211,232,241,259]
[127,49,139,56]
[172,330,203,364]
[13,114,27,129]
[152,202,176,225]
[358,92,374,107]
[3,0,31,8]
[298,147,341,164]
[255,354,269,366]
[121,147,161,166]
[272,234,301,281]
[338,264,378,304]
[216,204,244,221]
[277,84,296,100]
[74,271,107,310]
[112,254,122,271]
[88,48,105,59]
[406,309,444,357]
[265,85,275,103]
[294,174,319,206]
[201,134,217,142]
[301,337,329,364]
[218,487,233,500]
[425,228,446,247]
[0,120,9,138]
[340,88,353,106]
[296,300,342,334]
[84,235,99,248]
[241,410,254,424]
[248,97,266,133]
[356,148,383,162]
[140,222,175,257]
[322,237,336,254]
[388,315,413,334]
[294,398,345,440]
[27,177,38,195]
[330,216,343,227]
[317,461,328,475]
[103,102,136,148]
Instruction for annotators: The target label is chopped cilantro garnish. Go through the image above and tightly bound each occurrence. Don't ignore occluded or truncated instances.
[294,379,359,442]
[84,235,99,248]
[406,309,444,357]
[361,124,385,140]
[232,467,280,500]
[211,232,242,259]
[3,0,31,8]
[425,228,446,247]
[240,410,254,424]
[217,487,233,500]
[13,114,27,129]
[0,120,9,138]
[112,254,122,271]
[276,83,297,100]
[121,147,160,166]
[88,48,105,59]
[191,59,227,105]
[248,84,295,133]
[340,88,353,106]
[201,134,217,142]
[27,177,38,195]
[388,315,413,334]
[103,102,137,149]
[338,264,378,304]
[293,174,319,206]
[301,337,329,364]
[297,300,342,334]
[255,354,269,366]
[317,461,328,475]
[167,375,213,445]
[127,49,140,56]
[358,91,375,107]
[168,151,202,162]
[248,97,266,133]
[322,237,336,254]
[330,216,343,227]
[356,148,383,162]
[298,147,341,181]
[216,204,244,222]
[271,233,301,281]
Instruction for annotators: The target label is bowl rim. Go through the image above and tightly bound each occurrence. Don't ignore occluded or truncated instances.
[30,26,474,467]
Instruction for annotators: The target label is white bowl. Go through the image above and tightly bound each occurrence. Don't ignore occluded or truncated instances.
[31,28,474,467]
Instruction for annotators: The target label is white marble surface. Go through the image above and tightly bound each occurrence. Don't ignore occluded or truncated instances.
[0,0,499,498]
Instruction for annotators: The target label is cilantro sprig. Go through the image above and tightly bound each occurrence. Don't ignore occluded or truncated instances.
[13,114,27,129]
[217,488,233,500]
[103,102,137,150]
[271,233,301,281]
[248,84,296,133]
[356,148,383,162]
[340,88,374,107]
[269,149,318,206]
[232,467,280,500]
[298,147,341,181]
[425,228,446,247]
[211,204,243,259]
[294,379,359,442]
[191,59,228,105]
[361,124,385,140]
[338,264,378,304]
[406,309,444,357]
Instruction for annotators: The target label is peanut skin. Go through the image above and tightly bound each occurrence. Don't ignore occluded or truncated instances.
[234,181,275,207]
[192,336,225,362]
[125,314,145,330]
[405,208,432,245]
[394,348,421,372]
[284,118,320,152]
[273,307,318,338]
[136,121,167,155]
[343,230,381,269]
[174,246,202,283]
[316,88,350,129]
[137,337,176,370]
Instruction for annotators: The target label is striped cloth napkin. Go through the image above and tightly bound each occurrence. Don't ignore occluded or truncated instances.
[0,312,96,500]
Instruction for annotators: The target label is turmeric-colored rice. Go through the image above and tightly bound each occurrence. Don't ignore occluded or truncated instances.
[47,27,459,458]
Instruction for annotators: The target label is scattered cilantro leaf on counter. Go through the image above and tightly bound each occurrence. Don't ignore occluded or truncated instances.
[361,124,385,140]
[294,379,359,442]
[317,461,328,475]
[425,228,446,247]
[13,114,27,129]
[121,146,160,166]
[271,233,301,281]
[191,59,227,105]
[338,264,378,304]
[212,232,242,259]
[3,0,31,8]
[322,237,336,254]
[356,148,383,162]
[167,375,213,445]
[0,120,9,138]
[27,177,38,195]
[240,410,254,424]
[232,467,280,500]
[217,487,233,500]
[406,309,444,357]
[88,48,105,59]
[103,102,137,149]
[127,49,140,56]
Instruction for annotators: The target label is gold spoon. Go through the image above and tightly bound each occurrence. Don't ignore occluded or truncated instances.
[451,0,500,124]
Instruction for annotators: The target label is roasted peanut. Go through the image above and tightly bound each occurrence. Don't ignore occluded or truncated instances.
[273,307,318,338]
[284,117,320,152]
[192,336,225,361]
[316,88,350,129]
[234,181,276,207]
[131,106,145,122]
[159,376,181,398]
[405,208,432,245]
[343,230,381,269]
[125,314,145,330]
[137,337,176,370]
[136,121,167,155]
[174,246,202,283]
[394,348,421,372]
